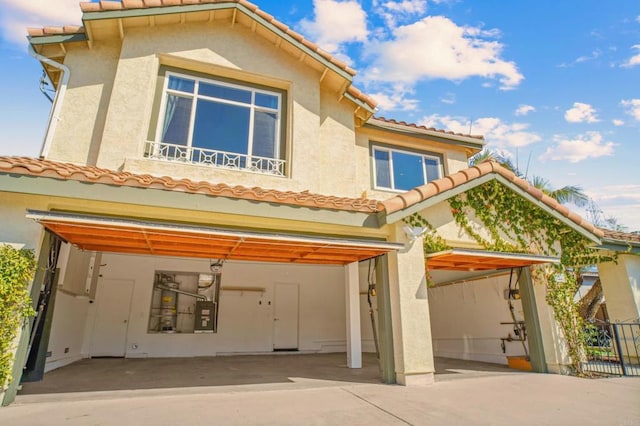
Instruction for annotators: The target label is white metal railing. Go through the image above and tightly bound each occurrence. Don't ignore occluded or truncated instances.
[144,141,286,176]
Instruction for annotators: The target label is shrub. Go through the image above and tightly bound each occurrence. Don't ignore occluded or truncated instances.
[0,245,36,390]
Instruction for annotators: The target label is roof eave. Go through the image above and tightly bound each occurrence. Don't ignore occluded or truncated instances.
[363,120,486,150]
[0,172,383,230]
[596,239,640,254]
[380,173,602,245]
[28,33,88,45]
[77,2,355,82]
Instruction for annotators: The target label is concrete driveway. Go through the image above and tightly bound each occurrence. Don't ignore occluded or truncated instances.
[2,355,638,425]
[16,354,515,395]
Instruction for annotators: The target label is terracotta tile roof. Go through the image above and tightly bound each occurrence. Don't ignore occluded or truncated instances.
[27,26,85,37]
[0,157,382,213]
[383,160,605,238]
[600,229,640,244]
[78,0,359,76]
[346,86,377,110]
[370,116,485,141]
[0,157,608,240]
[27,0,376,110]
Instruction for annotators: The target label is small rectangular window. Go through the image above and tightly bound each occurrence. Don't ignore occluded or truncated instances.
[374,149,391,189]
[372,145,443,191]
[160,95,192,146]
[167,76,195,93]
[199,81,252,103]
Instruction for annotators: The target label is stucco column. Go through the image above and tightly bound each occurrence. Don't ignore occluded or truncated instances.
[345,261,362,368]
[387,225,435,385]
[598,254,640,323]
[527,273,571,374]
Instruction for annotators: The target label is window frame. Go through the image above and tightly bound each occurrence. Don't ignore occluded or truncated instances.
[371,143,444,192]
[150,68,287,174]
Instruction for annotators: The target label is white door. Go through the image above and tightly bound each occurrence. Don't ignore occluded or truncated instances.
[273,283,299,350]
[90,279,134,357]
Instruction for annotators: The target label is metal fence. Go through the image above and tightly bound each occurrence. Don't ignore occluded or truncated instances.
[583,321,640,376]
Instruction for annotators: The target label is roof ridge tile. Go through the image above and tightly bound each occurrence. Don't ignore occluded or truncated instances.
[382,161,603,239]
[372,116,484,140]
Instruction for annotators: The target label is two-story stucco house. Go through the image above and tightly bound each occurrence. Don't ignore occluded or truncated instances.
[2,0,638,406]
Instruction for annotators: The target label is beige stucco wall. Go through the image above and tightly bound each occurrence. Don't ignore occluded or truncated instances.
[41,20,478,200]
[599,254,640,322]
[355,127,473,201]
[0,193,47,251]
[74,23,364,197]
[46,42,121,165]
[387,223,435,385]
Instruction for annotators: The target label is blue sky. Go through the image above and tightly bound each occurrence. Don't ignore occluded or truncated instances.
[0,0,638,230]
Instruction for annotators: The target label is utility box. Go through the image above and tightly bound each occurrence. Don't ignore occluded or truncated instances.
[194,301,216,333]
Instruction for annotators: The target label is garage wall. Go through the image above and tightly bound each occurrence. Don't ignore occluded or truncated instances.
[56,253,376,359]
[428,274,528,365]
[45,245,98,371]
[358,261,378,353]
[44,292,91,372]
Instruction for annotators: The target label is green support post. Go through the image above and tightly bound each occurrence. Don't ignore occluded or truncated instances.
[518,267,548,373]
[375,254,396,384]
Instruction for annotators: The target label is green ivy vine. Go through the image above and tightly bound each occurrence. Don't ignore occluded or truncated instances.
[409,179,616,375]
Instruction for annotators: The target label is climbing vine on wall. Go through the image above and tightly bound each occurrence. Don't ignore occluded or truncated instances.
[0,245,36,391]
[407,179,615,375]
[403,212,449,254]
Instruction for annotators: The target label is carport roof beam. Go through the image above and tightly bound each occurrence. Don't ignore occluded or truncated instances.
[426,248,559,271]
[26,210,402,265]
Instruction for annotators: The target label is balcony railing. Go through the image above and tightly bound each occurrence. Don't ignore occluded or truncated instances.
[144,141,286,177]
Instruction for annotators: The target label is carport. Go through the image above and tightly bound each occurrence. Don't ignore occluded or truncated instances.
[21,210,401,388]
[16,353,517,397]
[425,248,559,372]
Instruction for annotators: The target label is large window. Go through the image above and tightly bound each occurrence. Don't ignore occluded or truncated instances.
[149,71,285,176]
[372,145,443,191]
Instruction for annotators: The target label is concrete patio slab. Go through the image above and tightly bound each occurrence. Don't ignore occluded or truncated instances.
[2,355,637,425]
[16,354,518,396]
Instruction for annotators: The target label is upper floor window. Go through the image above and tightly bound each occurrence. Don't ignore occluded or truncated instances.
[373,145,443,191]
[147,71,285,176]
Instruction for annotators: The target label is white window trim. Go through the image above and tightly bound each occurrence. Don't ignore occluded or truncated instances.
[154,71,283,161]
[372,145,443,192]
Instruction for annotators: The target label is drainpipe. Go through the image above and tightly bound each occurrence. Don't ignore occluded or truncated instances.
[27,44,70,159]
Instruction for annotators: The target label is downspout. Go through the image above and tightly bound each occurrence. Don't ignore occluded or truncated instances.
[27,44,70,159]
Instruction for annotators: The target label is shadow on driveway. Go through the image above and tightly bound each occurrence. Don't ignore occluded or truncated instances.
[19,353,521,395]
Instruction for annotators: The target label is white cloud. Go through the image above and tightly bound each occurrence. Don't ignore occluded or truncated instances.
[374,0,428,28]
[515,104,535,116]
[564,102,600,123]
[558,49,603,68]
[582,184,640,231]
[621,99,640,121]
[612,119,625,126]
[540,131,616,163]
[298,0,368,55]
[364,16,523,90]
[421,114,541,148]
[0,0,82,44]
[439,92,456,104]
[368,89,419,111]
[575,49,602,63]
[621,45,640,68]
